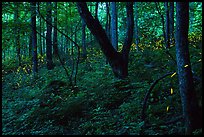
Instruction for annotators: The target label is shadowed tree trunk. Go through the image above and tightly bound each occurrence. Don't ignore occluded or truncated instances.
[76,2,134,79]
[14,2,21,66]
[31,2,38,74]
[82,18,87,59]
[176,2,202,135]
[134,2,140,51]
[169,2,174,46]
[105,2,111,40]
[46,2,54,70]
[39,11,42,56]
[53,2,58,57]
[165,2,170,49]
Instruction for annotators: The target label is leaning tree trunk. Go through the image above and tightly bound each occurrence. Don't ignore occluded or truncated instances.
[76,2,133,79]
[176,2,202,135]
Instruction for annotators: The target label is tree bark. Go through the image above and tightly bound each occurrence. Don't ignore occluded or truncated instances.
[31,2,38,73]
[38,2,42,56]
[176,2,202,135]
[169,2,174,46]
[134,2,140,51]
[29,30,32,58]
[46,2,54,70]
[76,2,133,79]
[53,2,58,57]
[110,2,118,50]
[14,2,21,66]
[82,18,87,59]
[105,2,111,40]
[95,2,99,18]
[165,2,170,49]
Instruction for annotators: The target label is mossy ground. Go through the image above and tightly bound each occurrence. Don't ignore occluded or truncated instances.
[2,36,202,135]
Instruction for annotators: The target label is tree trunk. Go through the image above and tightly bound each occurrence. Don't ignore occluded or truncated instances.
[29,30,32,58]
[82,19,87,59]
[31,2,38,73]
[105,2,111,64]
[169,2,174,46]
[105,2,111,40]
[42,18,46,55]
[39,2,42,56]
[110,2,118,50]
[14,2,21,66]
[176,2,202,135]
[134,2,140,51]
[53,2,58,57]
[76,2,133,79]
[46,2,54,70]
[165,2,170,49]
[95,2,99,18]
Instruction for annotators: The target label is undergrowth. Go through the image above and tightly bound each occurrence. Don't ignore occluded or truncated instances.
[2,36,202,135]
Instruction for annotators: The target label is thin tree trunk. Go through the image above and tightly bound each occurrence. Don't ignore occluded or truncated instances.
[39,3,42,56]
[105,2,111,64]
[95,2,99,18]
[53,2,58,57]
[105,2,111,40]
[169,2,174,46]
[134,2,140,51]
[165,2,170,49]
[155,2,166,48]
[31,2,38,73]
[14,2,21,66]
[46,2,54,70]
[82,19,87,59]
[29,30,32,58]
[42,18,46,55]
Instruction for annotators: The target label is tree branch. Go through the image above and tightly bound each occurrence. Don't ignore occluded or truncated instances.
[141,72,174,121]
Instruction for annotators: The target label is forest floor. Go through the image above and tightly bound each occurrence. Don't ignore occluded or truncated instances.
[2,41,202,135]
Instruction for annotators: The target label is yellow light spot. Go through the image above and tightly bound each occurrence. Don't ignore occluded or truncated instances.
[184,65,188,68]
[171,72,176,77]
[166,106,170,112]
[170,88,173,94]
[198,59,201,62]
